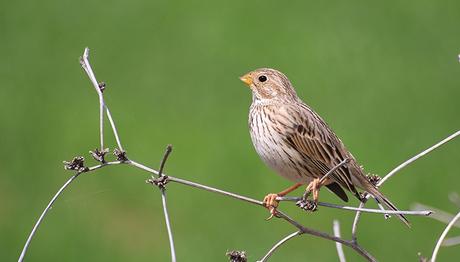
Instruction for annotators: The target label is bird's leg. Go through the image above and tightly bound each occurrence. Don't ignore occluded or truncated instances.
[263,183,302,220]
[299,178,325,211]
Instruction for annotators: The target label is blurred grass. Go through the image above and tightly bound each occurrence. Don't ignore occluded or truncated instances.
[1,0,460,261]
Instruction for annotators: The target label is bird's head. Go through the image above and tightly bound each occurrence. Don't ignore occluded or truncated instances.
[240,68,298,103]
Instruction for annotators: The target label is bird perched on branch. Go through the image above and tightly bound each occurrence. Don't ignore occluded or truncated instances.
[240,68,409,226]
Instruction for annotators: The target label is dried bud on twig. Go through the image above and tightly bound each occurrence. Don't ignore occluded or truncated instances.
[113,148,128,162]
[63,156,88,172]
[90,148,109,163]
[98,82,106,93]
[296,199,318,212]
[146,175,169,189]
[226,250,247,262]
[366,174,381,186]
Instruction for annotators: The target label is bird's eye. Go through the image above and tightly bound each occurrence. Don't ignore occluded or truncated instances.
[258,75,267,82]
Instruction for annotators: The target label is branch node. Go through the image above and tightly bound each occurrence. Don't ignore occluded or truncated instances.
[63,156,88,172]
[113,148,128,162]
[226,250,247,262]
[90,148,109,163]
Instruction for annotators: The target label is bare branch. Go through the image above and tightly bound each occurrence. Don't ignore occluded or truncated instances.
[431,210,460,262]
[156,145,176,262]
[18,173,81,262]
[80,48,124,151]
[257,231,300,262]
[319,158,350,185]
[333,220,346,262]
[80,48,105,150]
[278,197,431,216]
[18,160,122,262]
[160,190,176,262]
[379,130,460,186]
[351,130,460,242]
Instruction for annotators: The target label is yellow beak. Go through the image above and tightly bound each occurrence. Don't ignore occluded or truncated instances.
[239,74,253,86]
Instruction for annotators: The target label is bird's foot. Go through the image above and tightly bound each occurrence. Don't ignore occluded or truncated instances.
[263,193,280,220]
[296,199,318,212]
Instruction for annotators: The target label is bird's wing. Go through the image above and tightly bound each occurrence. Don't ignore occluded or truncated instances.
[282,103,359,195]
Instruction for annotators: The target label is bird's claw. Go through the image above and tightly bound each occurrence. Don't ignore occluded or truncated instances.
[263,193,280,220]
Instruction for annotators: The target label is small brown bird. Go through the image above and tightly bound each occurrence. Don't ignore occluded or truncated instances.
[240,68,409,226]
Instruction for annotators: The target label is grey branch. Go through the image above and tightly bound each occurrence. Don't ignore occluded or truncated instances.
[154,145,176,262]
[80,48,124,151]
[18,161,120,262]
[333,220,346,262]
[278,197,432,216]
[351,130,460,242]
[431,210,460,262]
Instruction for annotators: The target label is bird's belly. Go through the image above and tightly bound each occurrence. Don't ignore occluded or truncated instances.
[251,130,312,184]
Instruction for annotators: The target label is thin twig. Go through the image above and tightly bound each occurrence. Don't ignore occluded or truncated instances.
[160,189,176,262]
[333,220,346,262]
[257,231,300,262]
[379,130,460,186]
[18,173,82,262]
[80,48,105,150]
[105,106,124,151]
[351,130,460,242]
[431,210,460,262]
[155,145,176,262]
[278,197,431,216]
[412,203,460,228]
[275,210,376,262]
[18,161,121,261]
[319,158,350,185]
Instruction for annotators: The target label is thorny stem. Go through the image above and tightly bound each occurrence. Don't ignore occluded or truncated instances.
[333,220,346,262]
[431,210,460,262]
[351,130,460,242]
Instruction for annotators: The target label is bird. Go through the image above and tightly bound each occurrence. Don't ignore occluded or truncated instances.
[240,68,409,226]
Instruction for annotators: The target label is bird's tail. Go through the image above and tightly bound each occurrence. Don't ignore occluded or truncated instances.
[365,186,410,228]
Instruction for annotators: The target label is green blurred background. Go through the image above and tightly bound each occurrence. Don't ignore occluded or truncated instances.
[1,0,460,261]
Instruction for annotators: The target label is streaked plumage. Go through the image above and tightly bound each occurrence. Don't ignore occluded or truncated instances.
[241,68,409,226]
